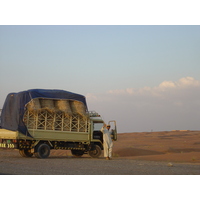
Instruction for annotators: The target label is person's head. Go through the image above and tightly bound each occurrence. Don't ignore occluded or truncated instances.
[106,124,111,130]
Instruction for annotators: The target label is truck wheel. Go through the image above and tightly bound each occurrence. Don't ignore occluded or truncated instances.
[71,150,84,157]
[88,145,101,158]
[34,143,50,159]
[19,149,33,157]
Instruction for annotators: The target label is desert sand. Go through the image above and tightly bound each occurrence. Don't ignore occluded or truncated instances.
[1,130,200,175]
[112,130,200,163]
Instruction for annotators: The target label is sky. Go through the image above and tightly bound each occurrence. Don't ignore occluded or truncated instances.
[1,1,199,197]
[0,25,200,133]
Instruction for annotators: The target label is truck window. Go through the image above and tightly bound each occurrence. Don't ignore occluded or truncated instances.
[93,122,103,131]
[0,109,2,126]
[93,122,103,141]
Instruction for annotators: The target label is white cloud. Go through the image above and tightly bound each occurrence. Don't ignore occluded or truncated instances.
[177,77,200,87]
[86,77,200,132]
[85,93,98,100]
[158,80,176,89]
[107,89,126,95]
[107,77,200,96]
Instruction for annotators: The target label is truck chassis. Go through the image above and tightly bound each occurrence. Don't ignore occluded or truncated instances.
[0,137,103,159]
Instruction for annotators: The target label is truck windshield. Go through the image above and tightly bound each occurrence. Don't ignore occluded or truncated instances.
[93,122,103,131]
[0,109,2,125]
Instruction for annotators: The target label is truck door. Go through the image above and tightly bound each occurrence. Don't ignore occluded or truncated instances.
[108,120,117,141]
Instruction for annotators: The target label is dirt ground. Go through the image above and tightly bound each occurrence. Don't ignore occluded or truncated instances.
[113,130,200,163]
[0,130,200,175]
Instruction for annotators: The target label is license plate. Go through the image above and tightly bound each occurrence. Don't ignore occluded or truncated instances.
[0,143,15,148]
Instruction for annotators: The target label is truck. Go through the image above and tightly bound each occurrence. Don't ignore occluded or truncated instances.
[0,89,117,159]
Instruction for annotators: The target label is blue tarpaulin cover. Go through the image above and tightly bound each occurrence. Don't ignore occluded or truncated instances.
[0,89,87,137]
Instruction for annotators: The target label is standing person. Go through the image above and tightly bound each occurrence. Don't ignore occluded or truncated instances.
[101,123,113,160]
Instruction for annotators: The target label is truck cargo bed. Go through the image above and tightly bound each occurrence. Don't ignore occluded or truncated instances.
[24,110,89,132]
[28,129,90,141]
[0,128,90,142]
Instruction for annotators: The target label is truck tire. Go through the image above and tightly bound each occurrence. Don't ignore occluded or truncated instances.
[19,149,33,157]
[88,145,101,158]
[71,150,84,157]
[34,143,50,159]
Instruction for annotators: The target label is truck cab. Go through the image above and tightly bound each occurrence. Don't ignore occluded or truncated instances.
[89,111,117,145]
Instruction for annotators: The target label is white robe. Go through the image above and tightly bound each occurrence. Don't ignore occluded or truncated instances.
[101,127,113,158]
